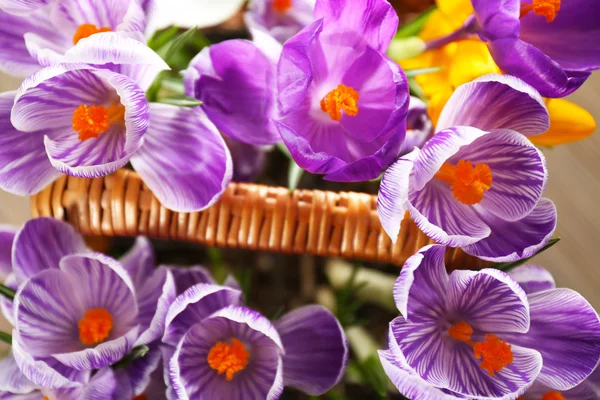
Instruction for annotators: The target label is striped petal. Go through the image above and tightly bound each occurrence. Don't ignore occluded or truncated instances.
[274,305,348,395]
[463,198,557,262]
[52,0,133,33]
[163,284,242,346]
[12,218,87,284]
[447,268,530,334]
[0,91,60,195]
[0,354,37,394]
[169,265,216,295]
[0,0,51,15]
[119,237,155,288]
[0,224,16,280]
[377,148,418,243]
[169,306,283,400]
[451,129,547,221]
[135,267,176,347]
[84,368,130,400]
[507,265,556,295]
[436,75,549,136]
[505,289,600,391]
[131,104,232,212]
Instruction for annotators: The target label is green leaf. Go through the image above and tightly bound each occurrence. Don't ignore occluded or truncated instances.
[288,162,304,192]
[395,6,437,38]
[277,142,292,159]
[0,283,15,301]
[358,356,389,399]
[494,238,561,272]
[408,77,427,101]
[207,247,227,284]
[147,26,179,51]
[0,330,11,345]
[112,345,149,369]
[157,96,202,107]
[162,26,198,66]
[405,66,443,78]
[145,70,167,102]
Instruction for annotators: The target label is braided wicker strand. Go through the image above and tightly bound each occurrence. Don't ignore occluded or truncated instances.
[30,170,490,269]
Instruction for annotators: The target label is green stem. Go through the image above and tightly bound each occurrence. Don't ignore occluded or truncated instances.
[0,331,12,345]
[112,345,149,369]
[0,284,16,301]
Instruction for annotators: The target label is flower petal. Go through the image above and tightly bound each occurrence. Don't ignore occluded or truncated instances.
[274,305,348,395]
[487,38,590,98]
[0,354,38,394]
[135,267,176,346]
[12,217,88,284]
[530,98,597,147]
[0,0,50,15]
[0,224,16,280]
[0,91,60,196]
[436,75,549,136]
[1,274,17,324]
[463,198,557,262]
[84,368,131,400]
[130,104,232,212]
[377,148,418,242]
[447,268,530,334]
[471,0,520,41]
[163,284,242,346]
[505,288,600,391]
[118,237,155,289]
[119,342,162,396]
[314,0,398,52]
[168,265,216,295]
[507,265,556,295]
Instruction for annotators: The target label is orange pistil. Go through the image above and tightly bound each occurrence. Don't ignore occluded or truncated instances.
[207,338,250,381]
[78,308,113,346]
[272,0,292,12]
[435,160,493,205]
[520,0,561,22]
[73,23,112,45]
[448,321,514,376]
[72,103,125,141]
[541,392,566,400]
[320,84,359,121]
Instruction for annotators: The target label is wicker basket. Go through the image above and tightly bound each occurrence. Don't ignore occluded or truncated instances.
[30,169,490,269]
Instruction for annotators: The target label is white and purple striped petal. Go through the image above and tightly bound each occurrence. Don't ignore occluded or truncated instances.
[163,284,242,346]
[463,198,557,263]
[169,306,284,400]
[0,353,38,395]
[274,305,348,395]
[130,104,232,213]
[436,75,550,136]
[169,265,216,295]
[504,289,600,392]
[12,218,88,284]
[508,265,556,295]
[0,0,52,15]
[244,0,315,43]
[119,237,155,287]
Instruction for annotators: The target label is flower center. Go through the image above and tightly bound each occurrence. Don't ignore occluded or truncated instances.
[434,160,493,205]
[207,338,250,381]
[449,321,514,376]
[73,23,112,45]
[78,308,113,346]
[542,392,566,400]
[72,104,125,142]
[520,0,561,22]
[272,0,292,12]
[320,84,359,121]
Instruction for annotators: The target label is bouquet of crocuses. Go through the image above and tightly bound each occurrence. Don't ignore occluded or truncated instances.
[0,0,599,398]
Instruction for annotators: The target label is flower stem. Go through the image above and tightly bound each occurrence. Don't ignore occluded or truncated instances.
[424,15,479,51]
[0,331,12,345]
[0,284,16,301]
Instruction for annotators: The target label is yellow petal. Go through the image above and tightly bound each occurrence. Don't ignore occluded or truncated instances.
[436,0,474,28]
[530,98,596,147]
[427,88,454,127]
[418,9,456,41]
[448,40,501,88]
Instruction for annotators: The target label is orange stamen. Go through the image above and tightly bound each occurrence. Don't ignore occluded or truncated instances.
[541,392,566,400]
[72,104,125,142]
[73,23,112,45]
[449,322,514,376]
[320,84,359,121]
[520,0,561,22]
[435,160,493,205]
[272,0,292,12]
[78,308,113,346]
[207,338,250,381]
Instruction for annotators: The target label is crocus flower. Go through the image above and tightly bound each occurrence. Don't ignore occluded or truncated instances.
[0,0,150,77]
[276,0,409,181]
[378,74,557,262]
[398,97,433,157]
[1,34,232,212]
[223,136,269,182]
[0,0,52,15]
[183,30,283,146]
[507,265,600,399]
[162,269,348,398]
[470,0,600,98]
[244,0,316,42]
[379,245,600,400]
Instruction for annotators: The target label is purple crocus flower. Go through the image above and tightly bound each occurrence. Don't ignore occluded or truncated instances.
[470,0,599,98]
[162,270,348,399]
[0,0,149,77]
[244,0,315,42]
[183,29,283,146]
[378,74,557,262]
[275,0,409,182]
[398,96,434,157]
[508,265,600,400]
[1,34,232,212]
[379,245,600,400]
